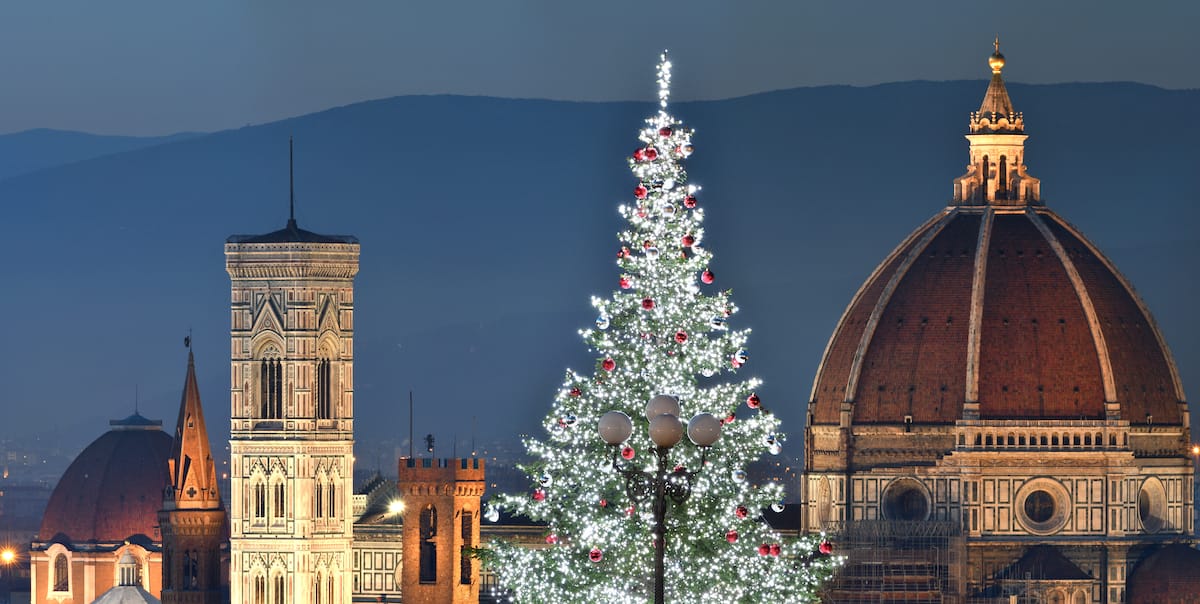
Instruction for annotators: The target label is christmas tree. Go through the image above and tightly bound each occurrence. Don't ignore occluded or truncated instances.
[485,53,841,603]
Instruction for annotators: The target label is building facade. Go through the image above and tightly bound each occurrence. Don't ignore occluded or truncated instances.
[801,43,1194,603]
[396,458,484,604]
[226,216,360,604]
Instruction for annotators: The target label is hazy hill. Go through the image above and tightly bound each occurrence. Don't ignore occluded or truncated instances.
[0,128,200,181]
[1,81,1196,468]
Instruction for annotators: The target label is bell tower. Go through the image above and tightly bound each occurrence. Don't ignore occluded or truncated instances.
[953,37,1041,206]
[397,457,485,604]
[226,140,360,604]
[159,346,229,604]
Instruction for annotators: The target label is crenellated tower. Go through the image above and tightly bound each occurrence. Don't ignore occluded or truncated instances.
[397,457,485,604]
[159,348,229,604]
[953,38,1041,206]
[226,143,360,604]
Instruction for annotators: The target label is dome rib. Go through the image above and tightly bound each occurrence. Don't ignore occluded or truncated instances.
[1028,210,1119,409]
[842,210,955,407]
[964,208,993,413]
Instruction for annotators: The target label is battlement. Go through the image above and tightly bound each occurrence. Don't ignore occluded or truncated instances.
[398,457,486,485]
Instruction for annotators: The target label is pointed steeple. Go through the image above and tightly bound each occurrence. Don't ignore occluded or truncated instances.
[953,40,1040,206]
[166,348,221,510]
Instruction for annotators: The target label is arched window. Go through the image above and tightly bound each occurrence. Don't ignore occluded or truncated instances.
[184,550,198,589]
[272,479,286,521]
[253,478,268,521]
[420,504,438,583]
[998,155,1008,195]
[315,477,324,519]
[325,575,333,604]
[461,511,474,584]
[316,358,332,420]
[273,574,285,604]
[327,481,337,519]
[53,553,69,592]
[313,575,321,604]
[260,357,283,419]
[253,574,266,604]
[981,155,989,198]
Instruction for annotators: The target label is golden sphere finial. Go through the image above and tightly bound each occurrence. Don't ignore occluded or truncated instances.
[988,35,1006,74]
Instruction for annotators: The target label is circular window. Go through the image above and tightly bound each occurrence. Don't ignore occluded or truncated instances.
[1015,477,1070,535]
[1138,477,1166,533]
[1024,490,1055,523]
[882,478,930,521]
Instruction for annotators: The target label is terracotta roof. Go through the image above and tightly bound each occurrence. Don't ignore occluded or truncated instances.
[39,420,172,543]
[809,207,1186,425]
[1127,544,1200,602]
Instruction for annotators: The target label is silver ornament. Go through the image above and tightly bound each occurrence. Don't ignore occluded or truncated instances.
[596,316,610,330]
[732,469,747,482]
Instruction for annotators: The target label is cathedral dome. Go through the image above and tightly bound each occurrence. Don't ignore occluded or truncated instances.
[39,413,173,543]
[808,206,1185,426]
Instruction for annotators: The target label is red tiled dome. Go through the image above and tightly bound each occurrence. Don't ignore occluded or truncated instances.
[39,414,172,543]
[809,206,1185,426]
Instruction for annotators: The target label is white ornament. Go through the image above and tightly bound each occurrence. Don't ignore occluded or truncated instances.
[646,246,660,260]
[771,502,785,513]
[596,316,610,330]
[732,469,747,482]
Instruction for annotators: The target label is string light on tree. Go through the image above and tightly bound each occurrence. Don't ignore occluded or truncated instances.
[484,52,841,603]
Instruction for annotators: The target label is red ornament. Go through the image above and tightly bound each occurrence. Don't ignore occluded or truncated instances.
[724,412,736,424]
[673,464,685,473]
[634,185,648,199]
[625,505,636,517]
[621,445,635,460]
[644,147,659,161]
[725,530,739,544]
[757,544,771,556]
[599,498,608,508]
[545,534,559,544]
[619,277,631,289]
[769,543,782,557]
[701,269,715,284]
[642,239,653,249]
[681,234,695,247]
[633,148,645,162]
[747,393,761,409]
[658,126,672,137]
[636,207,647,218]
[684,194,697,208]
[532,489,546,502]
[617,247,626,259]
[674,330,688,344]
[641,298,655,310]
[602,358,616,372]
[570,387,582,397]
[735,505,749,519]
[589,548,603,563]
[819,541,833,555]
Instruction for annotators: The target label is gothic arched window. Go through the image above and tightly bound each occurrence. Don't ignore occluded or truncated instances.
[184,550,199,589]
[53,553,69,592]
[259,357,283,419]
[420,504,438,583]
[253,574,266,604]
[272,478,286,521]
[327,481,337,519]
[315,476,324,519]
[316,358,332,420]
[273,574,285,604]
[253,478,268,521]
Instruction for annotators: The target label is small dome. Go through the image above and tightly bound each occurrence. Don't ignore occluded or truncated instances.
[809,208,1185,425]
[1127,544,1200,602]
[988,51,1006,73]
[39,415,172,543]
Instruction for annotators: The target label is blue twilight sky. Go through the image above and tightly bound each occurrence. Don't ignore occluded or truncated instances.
[0,1,1196,136]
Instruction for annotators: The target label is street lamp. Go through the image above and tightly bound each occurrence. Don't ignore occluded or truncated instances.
[0,548,14,604]
[598,395,722,604]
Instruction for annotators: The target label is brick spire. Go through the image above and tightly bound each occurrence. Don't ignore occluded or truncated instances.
[166,349,221,509]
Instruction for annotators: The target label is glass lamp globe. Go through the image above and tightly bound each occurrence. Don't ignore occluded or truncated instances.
[648,413,684,448]
[598,411,633,445]
[645,394,681,421]
[686,413,721,447]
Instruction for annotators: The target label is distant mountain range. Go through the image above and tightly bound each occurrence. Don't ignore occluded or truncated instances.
[2,81,1196,468]
[0,128,199,181]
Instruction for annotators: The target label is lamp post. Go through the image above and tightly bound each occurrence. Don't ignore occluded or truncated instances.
[598,395,722,604]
